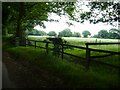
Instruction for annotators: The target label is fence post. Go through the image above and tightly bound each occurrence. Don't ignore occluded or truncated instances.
[15,37,19,46]
[35,41,36,48]
[61,43,64,60]
[46,41,49,54]
[26,39,28,47]
[86,43,90,70]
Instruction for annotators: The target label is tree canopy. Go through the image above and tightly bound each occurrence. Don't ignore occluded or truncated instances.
[47,31,57,36]
[72,32,81,37]
[2,1,119,40]
[59,28,72,37]
[92,28,120,39]
[74,1,119,26]
[2,2,76,38]
[82,30,91,38]
[98,30,109,38]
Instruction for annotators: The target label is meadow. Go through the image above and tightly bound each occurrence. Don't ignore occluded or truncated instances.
[28,35,120,56]
[3,35,120,88]
[28,35,120,71]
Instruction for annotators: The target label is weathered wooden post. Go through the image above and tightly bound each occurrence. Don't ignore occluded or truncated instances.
[61,43,64,60]
[86,43,90,70]
[15,37,19,46]
[95,39,97,43]
[25,39,28,47]
[47,37,62,57]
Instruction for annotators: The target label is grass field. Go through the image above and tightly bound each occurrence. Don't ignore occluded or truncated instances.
[28,35,120,55]
[5,46,120,88]
[28,35,120,70]
[3,35,120,88]
[28,35,119,49]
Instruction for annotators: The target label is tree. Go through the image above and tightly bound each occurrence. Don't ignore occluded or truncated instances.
[47,31,57,36]
[108,28,120,39]
[3,2,119,41]
[28,29,35,35]
[39,30,47,36]
[92,34,99,38]
[2,2,76,39]
[75,2,119,26]
[59,28,72,37]
[98,30,109,39]
[72,32,81,37]
[82,30,91,38]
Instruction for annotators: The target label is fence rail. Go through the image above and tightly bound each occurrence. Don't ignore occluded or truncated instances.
[90,53,115,59]
[89,48,120,54]
[26,39,120,69]
[86,42,120,45]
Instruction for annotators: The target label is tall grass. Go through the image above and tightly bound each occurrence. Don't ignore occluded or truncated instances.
[6,46,120,88]
[3,35,119,88]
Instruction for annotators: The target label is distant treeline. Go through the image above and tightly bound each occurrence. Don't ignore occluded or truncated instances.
[28,28,120,39]
[28,28,81,37]
[92,28,120,39]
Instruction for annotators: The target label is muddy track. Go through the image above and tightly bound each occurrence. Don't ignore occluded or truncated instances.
[2,52,65,88]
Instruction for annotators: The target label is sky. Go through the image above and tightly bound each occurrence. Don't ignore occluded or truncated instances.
[34,13,118,36]
[34,2,118,36]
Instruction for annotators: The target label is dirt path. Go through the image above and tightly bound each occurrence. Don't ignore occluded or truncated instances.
[2,52,64,88]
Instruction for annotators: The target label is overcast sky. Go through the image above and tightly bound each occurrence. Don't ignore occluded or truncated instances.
[34,13,118,36]
[34,2,118,36]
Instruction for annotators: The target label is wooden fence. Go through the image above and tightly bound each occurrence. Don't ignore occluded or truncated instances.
[25,39,120,70]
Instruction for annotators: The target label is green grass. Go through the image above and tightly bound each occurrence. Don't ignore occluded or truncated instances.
[6,46,120,88]
[28,36,120,66]
[27,36,120,77]
[3,35,119,88]
[28,36,119,51]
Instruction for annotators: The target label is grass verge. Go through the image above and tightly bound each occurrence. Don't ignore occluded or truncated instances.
[5,46,120,88]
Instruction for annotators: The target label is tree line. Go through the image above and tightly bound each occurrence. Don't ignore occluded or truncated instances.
[27,28,120,39]
[93,28,120,39]
[3,2,119,40]
[27,28,81,37]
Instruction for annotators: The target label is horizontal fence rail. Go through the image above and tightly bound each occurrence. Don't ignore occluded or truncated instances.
[89,48,120,55]
[86,42,120,45]
[61,44,87,50]
[90,53,115,59]
[26,39,120,70]
[59,51,85,59]
[85,42,120,69]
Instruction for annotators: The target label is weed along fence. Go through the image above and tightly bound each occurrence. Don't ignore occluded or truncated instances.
[25,39,120,70]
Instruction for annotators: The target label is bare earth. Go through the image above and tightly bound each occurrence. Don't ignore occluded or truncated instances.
[2,52,65,88]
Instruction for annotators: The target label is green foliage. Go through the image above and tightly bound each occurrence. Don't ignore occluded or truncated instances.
[79,2,118,25]
[97,30,109,39]
[47,31,57,36]
[108,28,120,39]
[92,28,120,39]
[6,46,119,88]
[28,29,47,36]
[59,28,72,37]
[3,2,119,39]
[92,34,99,38]
[72,32,81,37]
[3,35,119,87]
[2,2,76,38]
[82,30,91,38]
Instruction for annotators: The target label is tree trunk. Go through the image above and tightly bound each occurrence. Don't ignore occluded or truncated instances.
[15,2,25,45]
[15,2,24,38]
[2,28,8,36]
